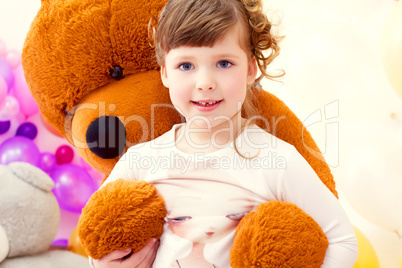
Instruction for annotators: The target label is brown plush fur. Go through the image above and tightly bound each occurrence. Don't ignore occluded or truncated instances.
[78,179,166,259]
[22,0,169,150]
[22,0,335,265]
[230,201,328,268]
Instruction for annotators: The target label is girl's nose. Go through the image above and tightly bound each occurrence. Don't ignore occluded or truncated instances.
[196,69,216,91]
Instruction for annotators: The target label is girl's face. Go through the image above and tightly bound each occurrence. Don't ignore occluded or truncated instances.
[161,24,257,130]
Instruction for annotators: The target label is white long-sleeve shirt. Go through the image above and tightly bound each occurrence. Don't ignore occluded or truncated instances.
[91,123,357,267]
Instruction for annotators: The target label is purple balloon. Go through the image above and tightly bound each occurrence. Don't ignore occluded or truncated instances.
[0,121,10,134]
[0,136,40,165]
[39,152,57,174]
[0,59,14,90]
[51,164,98,213]
[16,122,38,139]
[51,239,68,248]
[13,65,39,116]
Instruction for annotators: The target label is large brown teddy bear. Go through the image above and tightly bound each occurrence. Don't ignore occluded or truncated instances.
[22,0,335,266]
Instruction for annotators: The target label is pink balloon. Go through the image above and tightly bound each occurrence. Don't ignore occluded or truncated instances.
[51,164,98,213]
[5,50,21,69]
[0,77,7,104]
[0,59,14,90]
[0,96,20,121]
[55,144,74,165]
[13,65,39,116]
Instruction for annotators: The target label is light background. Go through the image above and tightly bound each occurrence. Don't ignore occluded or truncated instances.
[1,0,401,267]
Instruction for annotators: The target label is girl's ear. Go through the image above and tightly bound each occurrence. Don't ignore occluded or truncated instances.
[161,66,169,88]
[247,57,258,86]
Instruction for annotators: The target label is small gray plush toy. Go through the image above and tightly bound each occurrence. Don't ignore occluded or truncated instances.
[0,162,88,268]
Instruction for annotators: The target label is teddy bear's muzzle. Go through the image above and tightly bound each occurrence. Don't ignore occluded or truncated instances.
[68,70,182,175]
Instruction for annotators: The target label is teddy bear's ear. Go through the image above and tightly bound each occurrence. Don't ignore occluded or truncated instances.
[7,162,54,193]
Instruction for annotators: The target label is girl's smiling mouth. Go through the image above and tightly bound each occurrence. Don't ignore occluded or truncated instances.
[191,100,223,106]
[191,100,223,111]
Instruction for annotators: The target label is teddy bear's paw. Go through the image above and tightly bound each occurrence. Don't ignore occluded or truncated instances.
[78,179,166,259]
[0,225,9,263]
[230,200,328,268]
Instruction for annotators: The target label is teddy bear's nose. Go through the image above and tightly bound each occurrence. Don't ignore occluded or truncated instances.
[86,116,126,159]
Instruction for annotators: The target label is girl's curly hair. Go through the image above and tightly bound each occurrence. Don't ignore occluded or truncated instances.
[242,0,283,84]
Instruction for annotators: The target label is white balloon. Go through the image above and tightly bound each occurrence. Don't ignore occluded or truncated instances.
[0,96,20,121]
[274,18,399,122]
[338,134,402,234]
[380,0,402,101]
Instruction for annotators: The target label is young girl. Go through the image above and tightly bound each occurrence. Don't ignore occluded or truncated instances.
[92,0,358,267]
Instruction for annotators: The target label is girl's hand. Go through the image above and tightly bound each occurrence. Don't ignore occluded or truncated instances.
[93,238,159,268]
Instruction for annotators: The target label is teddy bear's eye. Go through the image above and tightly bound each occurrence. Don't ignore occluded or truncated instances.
[109,65,124,80]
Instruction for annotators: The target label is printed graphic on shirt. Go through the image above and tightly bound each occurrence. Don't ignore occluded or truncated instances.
[153,165,257,268]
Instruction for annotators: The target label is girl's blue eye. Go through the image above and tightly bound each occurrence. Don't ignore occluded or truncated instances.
[218,60,232,68]
[179,63,193,71]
